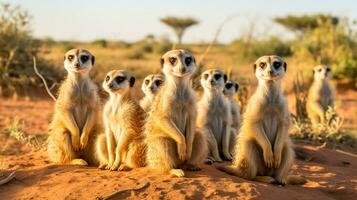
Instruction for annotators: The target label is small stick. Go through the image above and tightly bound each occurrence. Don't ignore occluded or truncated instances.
[0,171,16,186]
[101,181,150,200]
[336,149,357,158]
[33,56,57,101]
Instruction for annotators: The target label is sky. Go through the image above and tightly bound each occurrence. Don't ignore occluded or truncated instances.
[8,0,357,43]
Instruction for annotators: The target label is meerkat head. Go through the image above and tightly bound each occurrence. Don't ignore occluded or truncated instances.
[313,65,331,81]
[160,49,196,79]
[102,70,135,96]
[141,74,164,97]
[64,49,95,74]
[223,80,239,98]
[200,69,227,92]
[253,55,287,82]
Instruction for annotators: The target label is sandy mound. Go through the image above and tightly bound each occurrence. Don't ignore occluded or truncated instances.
[0,145,356,200]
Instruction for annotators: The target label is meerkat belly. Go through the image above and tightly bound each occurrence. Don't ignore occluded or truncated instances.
[261,110,279,145]
[170,101,189,137]
[208,114,224,144]
[73,105,88,132]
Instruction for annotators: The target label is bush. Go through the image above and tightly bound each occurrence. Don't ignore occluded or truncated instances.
[91,39,108,48]
[230,37,292,61]
[0,3,62,96]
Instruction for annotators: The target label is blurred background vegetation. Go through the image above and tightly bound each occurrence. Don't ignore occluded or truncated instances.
[0,2,356,98]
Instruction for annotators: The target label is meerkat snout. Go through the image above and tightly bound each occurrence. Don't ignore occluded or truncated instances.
[313,65,331,81]
[103,70,135,94]
[201,69,227,90]
[161,49,196,78]
[64,49,95,73]
[253,55,286,81]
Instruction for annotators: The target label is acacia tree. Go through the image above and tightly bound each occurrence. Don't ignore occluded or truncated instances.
[160,16,198,44]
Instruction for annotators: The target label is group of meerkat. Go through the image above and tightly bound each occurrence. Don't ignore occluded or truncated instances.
[48,48,333,185]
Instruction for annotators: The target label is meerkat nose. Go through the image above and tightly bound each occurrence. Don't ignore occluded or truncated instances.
[109,83,114,88]
[74,62,80,68]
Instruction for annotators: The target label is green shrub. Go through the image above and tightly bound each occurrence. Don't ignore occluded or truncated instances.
[91,39,108,48]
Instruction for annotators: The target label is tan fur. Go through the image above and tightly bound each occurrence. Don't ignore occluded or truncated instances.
[97,70,146,170]
[140,74,164,112]
[197,69,232,163]
[145,50,208,177]
[223,80,241,154]
[217,55,295,185]
[47,49,101,165]
[307,65,334,124]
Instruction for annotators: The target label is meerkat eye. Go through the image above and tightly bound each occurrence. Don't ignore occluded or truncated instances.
[155,80,163,86]
[105,75,110,82]
[115,76,125,83]
[203,74,209,80]
[225,83,233,89]
[81,55,89,63]
[214,74,222,80]
[317,68,322,72]
[68,55,74,61]
[273,61,281,70]
[169,57,177,65]
[144,79,150,85]
[259,62,266,68]
[185,57,192,66]
[326,68,331,72]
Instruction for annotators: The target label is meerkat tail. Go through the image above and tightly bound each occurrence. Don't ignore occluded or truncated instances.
[287,175,307,185]
[216,165,243,177]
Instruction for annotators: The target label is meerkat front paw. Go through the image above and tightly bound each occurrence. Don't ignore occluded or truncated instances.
[223,151,233,161]
[71,135,80,151]
[79,134,89,150]
[273,148,282,168]
[177,143,187,161]
[263,148,274,168]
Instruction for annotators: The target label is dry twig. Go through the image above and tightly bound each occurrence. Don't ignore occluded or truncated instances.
[0,171,16,186]
[33,56,56,101]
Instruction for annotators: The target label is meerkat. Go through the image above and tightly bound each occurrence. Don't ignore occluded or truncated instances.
[307,65,334,124]
[145,49,208,177]
[47,49,101,165]
[217,55,297,185]
[223,79,241,154]
[197,69,232,163]
[140,74,164,112]
[96,70,147,171]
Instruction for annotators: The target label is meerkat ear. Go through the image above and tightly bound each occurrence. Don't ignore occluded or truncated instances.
[91,55,95,65]
[253,64,257,72]
[284,62,287,72]
[193,57,196,64]
[223,74,228,82]
[129,77,135,87]
[160,58,164,68]
[235,83,239,91]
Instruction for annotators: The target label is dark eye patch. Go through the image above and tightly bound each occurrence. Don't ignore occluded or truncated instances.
[225,83,233,89]
[155,79,163,86]
[259,62,266,69]
[105,75,110,82]
[203,74,209,80]
[144,79,150,85]
[185,57,192,66]
[326,68,331,72]
[81,55,89,63]
[214,73,222,80]
[169,57,177,65]
[68,55,74,61]
[317,68,322,72]
[115,76,126,83]
[273,61,281,70]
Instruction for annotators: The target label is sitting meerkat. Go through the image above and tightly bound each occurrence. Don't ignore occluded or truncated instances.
[47,49,101,165]
[145,49,208,177]
[218,55,300,185]
[197,69,232,163]
[96,70,147,171]
[140,74,164,112]
[223,79,241,153]
[307,65,334,124]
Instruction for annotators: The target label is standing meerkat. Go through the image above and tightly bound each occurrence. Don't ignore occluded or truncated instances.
[145,49,208,177]
[96,70,147,171]
[47,49,100,165]
[218,55,297,185]
[197,69,232,163]
[223,80,241,154]
[307,65,334,124]
[140,74,164,112]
